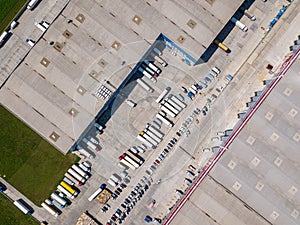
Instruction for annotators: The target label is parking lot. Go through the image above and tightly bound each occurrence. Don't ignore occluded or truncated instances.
[1,0,299,225]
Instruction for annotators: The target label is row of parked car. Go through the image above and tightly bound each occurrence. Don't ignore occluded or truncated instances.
[106,178,153,225]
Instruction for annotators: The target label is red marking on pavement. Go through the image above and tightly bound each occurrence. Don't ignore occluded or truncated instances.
[163,47,300,225]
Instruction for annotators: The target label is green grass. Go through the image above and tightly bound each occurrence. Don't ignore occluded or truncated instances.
[0,0,28,33]
[0,105,79,205]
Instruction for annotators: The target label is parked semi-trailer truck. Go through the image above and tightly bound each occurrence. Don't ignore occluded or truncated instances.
[230,17,248,32]
[143,60,161,74]
[57,185,74,199]
[88,184,106,201]
[141,64,158,77]
[41,202,59,217]
[125,151,144,165]
[166,98,182,111]
[146,124,164,139]
[156,87,171,103]
[144,129,162,143]
[140,131,159,146]
[71,164,89,179]
[67,168,86,184]
[83,138,99,152]
[13,200,31,215]
[51,193,68,207]
[120,153,140,168]
[159,105,176,118]
[78,146,94,158]
[120,158,136,170]
[214,39,230,53]
[156,113,174,127]
[138,67,156,83]
[65,172,83,186]
[162,100,180,115]
[137,134,155,149]
[170,95,187,108]
[63,177,74,186]
[60,181,78,196]
[136,78,154,93]
[27,0,40,10]
[0,31,9,47]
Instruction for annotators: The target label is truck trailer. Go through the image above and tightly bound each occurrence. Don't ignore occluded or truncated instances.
[230,17,248,32]
[67,168,86,184]
[140,131,159,146]
[65,172,83,186]
[57,185,74,199]
[137,134,155,149]
[27,0,40,10]
[166,98,182,111]
[144,129,162,143]
[120,158,136,170]
[60,181,78,196]
[138,67,156,83]
[83,138,99,152]
[146,124,164,139]
[143,60,161,74]
[156,87,170,104]
[13,200,31,215]
[156,113,174,127]
[71,164,89,179]
[41,202,59,217]
[170,95,187,108]
[162,100,180,115]
[125,151,144,165]
[159,105,176,118]
[88,186,105,201]
[51,193,68,207]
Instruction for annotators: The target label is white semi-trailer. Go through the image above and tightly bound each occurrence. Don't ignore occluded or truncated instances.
[41,202,59,217]
[170,96,187,108]
[142,65,158,77]
[144,60,161,73]
[65,172,82,186]
[137,134,155,149]
[144,129,162,143]
[83,138,99,152]
[57,185,73,199]
[72,164,89,179]
[88,186,105,201]
[159,105,176,118]
[156,88,170,104]
[67,168,86,183]
[122,155,139,168]
[231,17,248,32]
[162,100,180,115]
[146,124,164,139]
[27,0,40,10]
[138,67,156,83]
[140,131,158,146]
[156,113,174,127]
[166,98,183,111]
[78,146,93,158]
[120,158,136,170]
[13,200,31,215]
[78,163,91,173]
[51,193,68,207]
[136,78,154,93]
[125,151,144,165]
[63,177,74,186]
